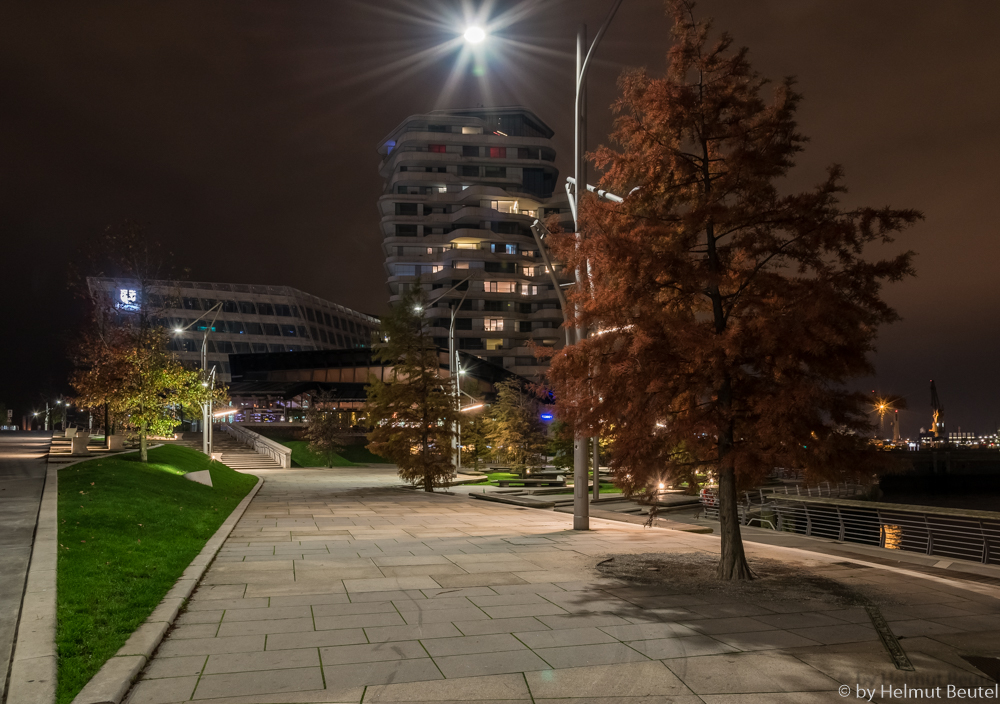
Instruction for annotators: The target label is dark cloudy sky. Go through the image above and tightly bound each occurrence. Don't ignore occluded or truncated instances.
[1,0,997,436]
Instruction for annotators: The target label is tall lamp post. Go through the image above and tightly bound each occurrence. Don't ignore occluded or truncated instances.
[415,274,474,473]
[464,0,624,530]
[173,302,223,457]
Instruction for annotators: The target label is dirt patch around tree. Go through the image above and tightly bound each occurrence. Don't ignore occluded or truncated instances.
[595,551,896,608]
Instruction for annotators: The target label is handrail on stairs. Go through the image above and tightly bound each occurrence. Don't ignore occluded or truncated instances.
[219,423,292,469]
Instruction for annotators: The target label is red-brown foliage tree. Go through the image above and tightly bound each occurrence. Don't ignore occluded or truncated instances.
[546,0,922,580]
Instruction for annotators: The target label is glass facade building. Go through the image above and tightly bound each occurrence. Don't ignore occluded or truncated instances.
[87,277,379,383]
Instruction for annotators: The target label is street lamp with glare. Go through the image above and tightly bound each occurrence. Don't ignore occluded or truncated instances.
[463,26,486,44]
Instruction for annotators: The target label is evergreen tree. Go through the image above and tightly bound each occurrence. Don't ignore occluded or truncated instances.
[547,0,921,579]
[365,288,459,491]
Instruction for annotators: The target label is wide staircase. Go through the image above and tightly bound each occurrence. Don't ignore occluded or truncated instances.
[175,432,282,472]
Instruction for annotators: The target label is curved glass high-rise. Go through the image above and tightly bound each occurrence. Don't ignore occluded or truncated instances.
[377,107,573,379]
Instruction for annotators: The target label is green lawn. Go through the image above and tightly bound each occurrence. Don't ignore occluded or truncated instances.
[467,470,617,492]
[56,445,257,704]
[280,440,360,468]
[275,440,388,467]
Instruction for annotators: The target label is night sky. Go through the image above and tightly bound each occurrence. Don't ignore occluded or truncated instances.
[2,0,997,437]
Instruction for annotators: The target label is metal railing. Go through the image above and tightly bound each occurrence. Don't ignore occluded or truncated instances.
[220,423,292,469]
[702,488,1000,565]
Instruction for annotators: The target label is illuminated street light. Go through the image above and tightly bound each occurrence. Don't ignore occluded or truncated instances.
[463,26,486,44]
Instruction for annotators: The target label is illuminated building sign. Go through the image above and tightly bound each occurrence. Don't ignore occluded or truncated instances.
[118,288,138,311]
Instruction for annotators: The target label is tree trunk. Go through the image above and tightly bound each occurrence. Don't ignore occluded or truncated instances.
[140,421,148,462]
[717,459,753,580]
[104,405,111,449]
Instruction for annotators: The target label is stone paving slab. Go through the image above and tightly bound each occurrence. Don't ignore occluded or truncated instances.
[121,468,1000,704]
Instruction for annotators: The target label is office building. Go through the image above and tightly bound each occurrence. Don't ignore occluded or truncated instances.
[377,106,574,379]
[86,277,379,384]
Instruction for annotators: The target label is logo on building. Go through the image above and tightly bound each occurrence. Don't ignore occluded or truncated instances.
[118,288,138,310]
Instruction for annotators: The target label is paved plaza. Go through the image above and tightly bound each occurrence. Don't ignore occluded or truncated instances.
[123,468,1000,704]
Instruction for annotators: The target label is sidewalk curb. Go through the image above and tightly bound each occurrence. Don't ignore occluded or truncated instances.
[71,473,262,704]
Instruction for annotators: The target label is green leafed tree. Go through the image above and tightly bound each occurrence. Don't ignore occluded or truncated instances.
[303,391,347,467]
[459,411,490,471]
[365,287,459,491]
[484,378,547,472]
[546,0,921,579]
[71,313,217,461]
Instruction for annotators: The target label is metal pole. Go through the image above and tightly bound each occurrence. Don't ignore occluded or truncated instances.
[592,436,600,500]
[202,331,209,455]
[572,23,589,531]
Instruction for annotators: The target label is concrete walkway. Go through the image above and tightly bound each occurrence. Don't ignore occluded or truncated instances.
[0,432,51,703]
[124,468,1000,704]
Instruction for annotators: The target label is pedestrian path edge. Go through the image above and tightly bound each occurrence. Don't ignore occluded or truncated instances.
[4,462,57,704]
[69,472,263,704]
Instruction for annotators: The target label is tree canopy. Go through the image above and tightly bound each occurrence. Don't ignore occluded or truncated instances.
[547,0,921,579]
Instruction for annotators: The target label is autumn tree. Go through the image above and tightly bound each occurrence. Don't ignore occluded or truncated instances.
[70,221,218,461]
[71,312,216,461]
[483,378,547,472]
[546,1,921,579]
[304,391,347,467]
[365,287,459,491]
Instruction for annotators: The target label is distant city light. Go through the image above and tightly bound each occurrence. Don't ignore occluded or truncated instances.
[540,413,554,421]
[463,26,486,43]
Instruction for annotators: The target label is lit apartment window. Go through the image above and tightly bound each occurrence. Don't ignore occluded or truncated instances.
[519,209,537,217]
[523,266,536,277]
[462,126,483,135]
[454,261,470,269]
[489,147,506,158]
[485,281,516,293]
[520,284,538,295]
[429,144,446,153]
[454,243,478,250]
[485,339,504,350]
[485,318,504,331]
[489,200,518,213]
[430,265,443,274]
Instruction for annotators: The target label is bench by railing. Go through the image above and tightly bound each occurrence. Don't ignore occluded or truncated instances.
[220,423,292,469]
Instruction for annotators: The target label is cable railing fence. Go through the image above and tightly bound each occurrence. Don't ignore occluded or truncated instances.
[700,484,1000,566]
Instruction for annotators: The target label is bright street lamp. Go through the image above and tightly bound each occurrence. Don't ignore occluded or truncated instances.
[173,302,224,456]
[451,2,624,529]
[463,26,486,44]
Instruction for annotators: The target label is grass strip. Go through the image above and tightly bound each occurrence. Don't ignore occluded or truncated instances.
[55,445,257,704]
